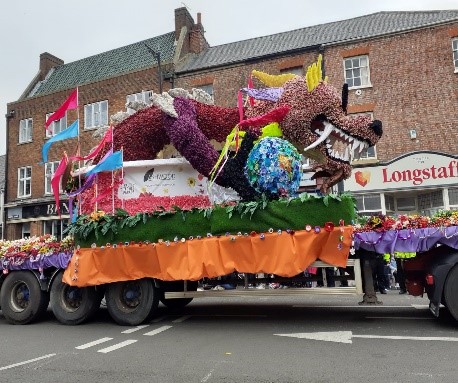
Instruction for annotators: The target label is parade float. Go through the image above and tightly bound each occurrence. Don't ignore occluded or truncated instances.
[1,55,457,326]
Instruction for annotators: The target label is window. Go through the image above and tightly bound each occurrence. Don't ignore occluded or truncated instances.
[350,113,377,160]
[418,191,444,216]
[344,55,371,88]
[43,219,68,241]
[19,118,33,143]
[453,38,458,72]
[354,193,382,214]
[45,161,60,195]
[280,67,303,76]
[126,91,152,113]
[449,188,458,206]
[18,166,32,198]
[45,112,67,137]
[84,100,108,129]
[358,146,376,160]
[22,222,31,238]
[396,196,416,211]
[195,84,213,97]
[385,195,395,213]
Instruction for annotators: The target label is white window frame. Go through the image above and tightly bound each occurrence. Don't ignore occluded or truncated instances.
[344,55,371,89]
[19,118,33,143]
[350,112,377,161]
[45,112,67,138]
[44,161,61,195]
[126,90,153,114]
[43,219,68,241]
[18,166,32,198]
[84,100,108,130]
[452,38,458,73]
[22,222,31,238]
[354,193,382,215]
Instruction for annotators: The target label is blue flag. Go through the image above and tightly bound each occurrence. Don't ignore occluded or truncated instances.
[42,119,79,163]
[85,150,123,176]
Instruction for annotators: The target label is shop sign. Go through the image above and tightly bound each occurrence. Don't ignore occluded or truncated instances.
[22,202,69,219]
[344,152,458,192]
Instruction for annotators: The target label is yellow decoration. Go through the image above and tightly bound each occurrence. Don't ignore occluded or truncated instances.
[251,70,296,87]
[209,123,283,184]
[305,54,328,92]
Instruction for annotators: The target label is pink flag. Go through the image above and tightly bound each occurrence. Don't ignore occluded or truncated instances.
[51,154,69,217]
[70,125,113,162]
[45,88,78,129]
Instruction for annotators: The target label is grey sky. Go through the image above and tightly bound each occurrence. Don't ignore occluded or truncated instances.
[1,0,456,156]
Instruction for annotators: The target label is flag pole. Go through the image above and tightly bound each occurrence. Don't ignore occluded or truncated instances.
[95,174,98,212]
[111,126,115,214]
[121,147,124,210]
[75,87,83,216]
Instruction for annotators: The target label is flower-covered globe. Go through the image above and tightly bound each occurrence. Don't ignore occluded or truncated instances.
[245,137,302,197]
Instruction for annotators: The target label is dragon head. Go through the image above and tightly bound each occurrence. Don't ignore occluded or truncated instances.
[247,55,383,193]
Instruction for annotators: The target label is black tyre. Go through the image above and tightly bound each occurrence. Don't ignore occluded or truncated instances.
[105,279,159,325]
[444,264,458,322]
[0,271,49,325]
[160,281,197,309]
[50,271,102,325]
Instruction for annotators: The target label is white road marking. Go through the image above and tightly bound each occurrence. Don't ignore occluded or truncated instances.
[144,325,173,336]
[275,331,458,344]
[98,340,138,354]
[201,368,215,382]
[75,337,113,350]
[121,325,150,334]
[172,315,191,323]
[0,354,56,371]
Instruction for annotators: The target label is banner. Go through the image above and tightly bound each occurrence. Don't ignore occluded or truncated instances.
[42,120,79,163]
[45,88,78,129]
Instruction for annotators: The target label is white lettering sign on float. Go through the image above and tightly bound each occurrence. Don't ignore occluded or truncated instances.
[344,152,458,192]
[118,159,208,199]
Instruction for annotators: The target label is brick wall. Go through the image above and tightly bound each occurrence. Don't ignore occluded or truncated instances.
[6,65,167,205]
[178,23,458,161]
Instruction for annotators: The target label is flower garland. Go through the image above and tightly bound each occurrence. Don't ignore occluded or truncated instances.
[353,211,458,233]
[0,235,74,259]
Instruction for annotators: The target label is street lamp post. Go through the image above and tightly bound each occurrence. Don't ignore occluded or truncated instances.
[144,44,162,94]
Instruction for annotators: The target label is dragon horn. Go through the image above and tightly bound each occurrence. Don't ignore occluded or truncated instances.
[251,70,296,87]
[305,54,328,92]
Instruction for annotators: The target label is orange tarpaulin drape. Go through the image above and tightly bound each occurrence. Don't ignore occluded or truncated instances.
[63,227,353,287]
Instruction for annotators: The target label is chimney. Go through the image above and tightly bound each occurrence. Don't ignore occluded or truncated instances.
[39,52,63,80]
[189,11,209,54]
[175,7,194,41]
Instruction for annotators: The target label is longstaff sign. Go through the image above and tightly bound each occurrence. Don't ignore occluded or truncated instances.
[344,152,458,192]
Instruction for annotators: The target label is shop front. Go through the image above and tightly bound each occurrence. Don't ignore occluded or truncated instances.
[343,151,458,216]
[5,200,70,240]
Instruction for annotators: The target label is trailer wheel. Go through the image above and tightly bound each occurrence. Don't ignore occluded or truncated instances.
[444,264,458,321]
[0,271,49,324]
[105,279,159,325]
[50,271,102,325]
[160,281,197,309]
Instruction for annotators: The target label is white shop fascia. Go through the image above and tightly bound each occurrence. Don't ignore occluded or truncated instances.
[343,151,458,216]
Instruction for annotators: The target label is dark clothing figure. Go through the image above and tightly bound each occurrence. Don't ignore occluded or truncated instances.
[395,258,407,294]
[374,257,391,294]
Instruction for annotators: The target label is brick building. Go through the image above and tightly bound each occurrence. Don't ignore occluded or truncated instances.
[4,8,458,240]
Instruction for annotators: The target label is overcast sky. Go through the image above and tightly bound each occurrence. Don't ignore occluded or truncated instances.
[0,0,456,156]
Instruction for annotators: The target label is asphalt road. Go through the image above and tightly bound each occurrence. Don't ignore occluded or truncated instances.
[0,291,457,383]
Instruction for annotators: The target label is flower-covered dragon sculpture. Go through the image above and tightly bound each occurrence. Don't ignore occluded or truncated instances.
[101,55,382,200]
